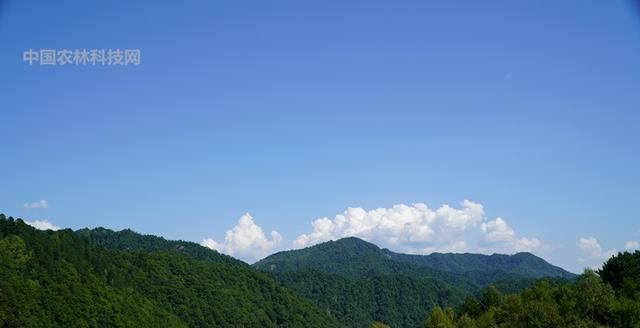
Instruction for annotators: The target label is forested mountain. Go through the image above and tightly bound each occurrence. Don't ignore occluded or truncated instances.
[254,237,474,287]
[73,228,462,327]
[0,214,343,327]
[256,237,395,275]
[254,237,574,284]
[388,251,568,277]
[384,249,576,286]
[254,237,575,327]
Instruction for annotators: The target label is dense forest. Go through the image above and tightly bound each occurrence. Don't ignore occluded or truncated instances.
[270,269,466,328]
[1,213,638,328]
[0,214,342,327]
[424,252,640,328]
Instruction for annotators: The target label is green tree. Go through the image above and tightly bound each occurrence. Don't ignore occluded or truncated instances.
[0,235,31,269]
[455,314,476,328]
[458,296,482,318]
[425,306,455,328]
[479,285,503,310]
[598,251,640,299]
[575,270,615,323]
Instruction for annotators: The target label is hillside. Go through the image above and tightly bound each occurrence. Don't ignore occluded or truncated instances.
[0,214,343,328]
[76,227,244,266]
[271,269,467,328]
[74,229,471,327]
[254,237,574,283]
[387,250,574,278]
[385,249,576,285]
[255,237,473,287]
[254,237,576,327]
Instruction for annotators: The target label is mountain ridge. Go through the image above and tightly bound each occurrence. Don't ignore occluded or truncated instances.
[76,226,245,266]
[383,248,576,279]
[255,236,576,281]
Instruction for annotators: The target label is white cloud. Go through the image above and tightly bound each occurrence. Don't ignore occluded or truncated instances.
[481,218,514,243]
[201,238,223,251]
[480,218,542,253]
[577,237,618,269]
[23,200,48,209]
[201,213,282,263]
[514,237,543,252]
[293,201,542,255]
[578,237,603,258]
[625,241,639,251]
[25,220,60,231]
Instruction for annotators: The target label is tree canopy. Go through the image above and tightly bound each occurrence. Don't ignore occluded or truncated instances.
[424,251,640,328]
[0,215,342,327]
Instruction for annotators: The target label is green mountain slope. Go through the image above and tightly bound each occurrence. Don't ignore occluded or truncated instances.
[256,237,575,283]
[255,237,474,287]
[0,214,343,328]
[386,250,576,285]
[76,231,471,327]
[76,227,244,266]
[271,269,467,328]
[254,238,476,327]
[254,237,577,328]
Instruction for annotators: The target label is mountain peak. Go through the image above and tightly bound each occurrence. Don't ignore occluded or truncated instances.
[254,237,401,277]
[331,236,381,250]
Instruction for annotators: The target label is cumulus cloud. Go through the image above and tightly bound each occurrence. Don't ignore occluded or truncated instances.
[578,237,603,258]
[577,237,617,268]
[294,201,542,255]
[481,218,514,243]
[480,218,542,253]
[514,237,543,252]
[625,241,639,251]
[25,220,60,231]
[202,213,282,263]
[23,200,48,209]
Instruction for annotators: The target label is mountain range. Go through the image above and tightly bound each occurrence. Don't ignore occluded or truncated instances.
[0,214,577,327]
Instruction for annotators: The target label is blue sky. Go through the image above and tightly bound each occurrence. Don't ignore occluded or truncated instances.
[1,0,639,272]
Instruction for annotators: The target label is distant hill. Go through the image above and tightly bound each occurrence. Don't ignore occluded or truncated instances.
[255,236,575,283]
[0,214,343,328]
[254,238,473,327]
[255,237,471,285]
[384,249,576,285]
[254,237,576,328]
